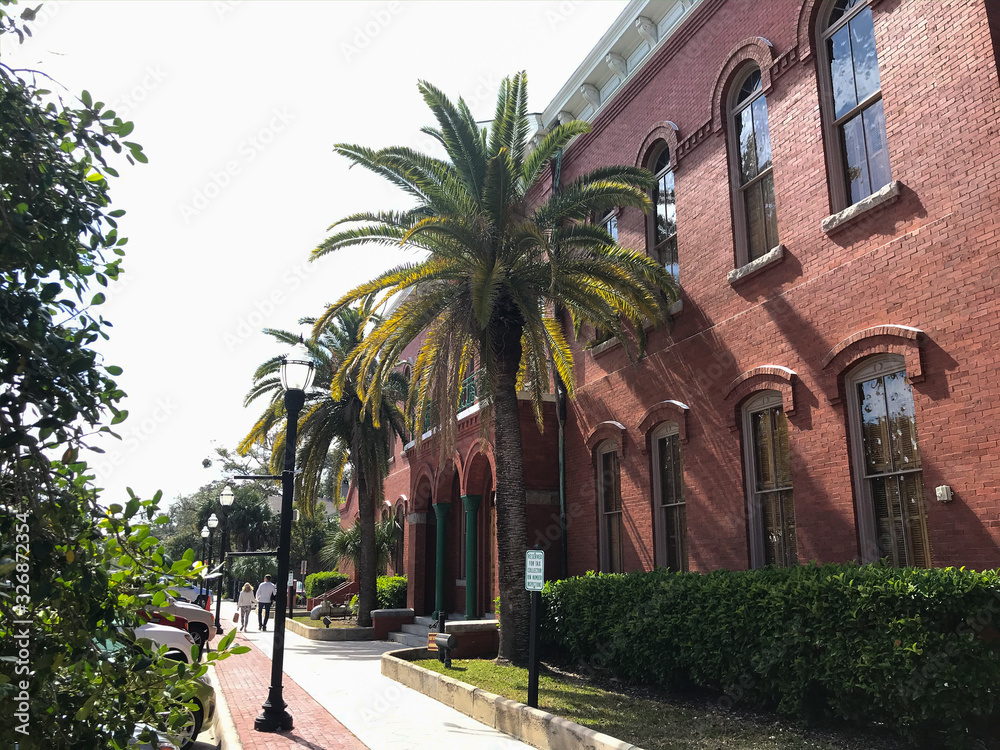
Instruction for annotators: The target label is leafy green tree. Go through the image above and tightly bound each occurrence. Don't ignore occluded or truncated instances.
[320,516,399,576]
[311,73,677,663]
[0,5,246,748]
[240,304,408,627]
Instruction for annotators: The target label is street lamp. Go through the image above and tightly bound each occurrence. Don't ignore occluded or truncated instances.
[207,513,219,611]
[214,486,235,631]
[200,526,210,603]
[255,338,315,733]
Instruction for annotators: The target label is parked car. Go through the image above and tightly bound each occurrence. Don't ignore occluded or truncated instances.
[138,610,189,632]
[135,622,198,664]
[161,577,211,608]
[157,595,219,649]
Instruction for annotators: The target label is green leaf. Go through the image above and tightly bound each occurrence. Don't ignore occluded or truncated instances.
[106,365,123,376]
[81,89,93,107]
[91,292,106,305]
[75,691,99,720]
[86,172,105,182]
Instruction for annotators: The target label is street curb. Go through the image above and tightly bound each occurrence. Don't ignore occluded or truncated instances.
[205,664,243,750]
[381,647,644,750]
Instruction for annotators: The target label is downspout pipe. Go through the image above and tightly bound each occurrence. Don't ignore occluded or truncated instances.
[551,147,569,580]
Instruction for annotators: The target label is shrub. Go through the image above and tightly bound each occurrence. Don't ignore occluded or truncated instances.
[377,575,407,609]
[305,570,350,598]
[542,563,1000,740]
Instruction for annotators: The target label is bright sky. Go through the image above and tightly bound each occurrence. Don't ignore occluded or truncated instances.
[7,0,627,508]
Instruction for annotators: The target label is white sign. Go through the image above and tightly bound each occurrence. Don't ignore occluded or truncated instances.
[287,572,294,587]
[525,549,545,591]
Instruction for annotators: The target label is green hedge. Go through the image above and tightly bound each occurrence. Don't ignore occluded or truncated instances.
[541,564,1000,738]
[377,575,407,609]
[304,571,350,598]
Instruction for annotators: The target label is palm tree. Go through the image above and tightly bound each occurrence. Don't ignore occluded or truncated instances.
[311,72,677,663]
[240,304,409,627]
[320,516,398,576]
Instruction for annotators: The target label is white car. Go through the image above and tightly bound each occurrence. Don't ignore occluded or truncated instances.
[136,623,198,664]
[158,595,219,649]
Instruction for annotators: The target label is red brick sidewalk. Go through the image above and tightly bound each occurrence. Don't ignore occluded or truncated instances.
[213,631,368,750]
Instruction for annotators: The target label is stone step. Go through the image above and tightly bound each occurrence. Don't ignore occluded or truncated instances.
[400,623,429,636]
[413,616,436,627]
[388,631,427,648]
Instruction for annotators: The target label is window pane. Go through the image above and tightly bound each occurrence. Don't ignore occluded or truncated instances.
[744,180,768,262]
[862,98,891,193]
[658,435,681,506]
[736,69,762,104]
[781,490,798,566]
[872,475,906,566]
[772,408,792,489]
[829,24,857,119]
[752,409,776,492]
[842,111,871,204]
[660,170,676,239]
[604,213,618,242]
[751,96,772,172]
[850,8,881,103]
[900,473,930,568]
[606,512,623,573]
[663,503,686,572]
[828,0,862,26]
[736,107,758,183]
[761,172,779,253]
[657,235,679,282]
[601,451,620,512]
[883,370,920,470]
[858,375,890,475]
[762,492,781,566]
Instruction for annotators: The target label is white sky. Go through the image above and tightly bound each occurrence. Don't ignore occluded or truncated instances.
[7,0,627,508]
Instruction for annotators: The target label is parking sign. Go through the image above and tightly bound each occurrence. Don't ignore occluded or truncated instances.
[525,549,545,591]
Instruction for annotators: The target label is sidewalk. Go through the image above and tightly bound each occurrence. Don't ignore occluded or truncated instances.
[212,625,367,750]
[211,600,531,750]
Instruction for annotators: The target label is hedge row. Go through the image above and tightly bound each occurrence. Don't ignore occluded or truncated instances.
[304,571,350,598]
[376,575,407,609]
[541,564,1000,737]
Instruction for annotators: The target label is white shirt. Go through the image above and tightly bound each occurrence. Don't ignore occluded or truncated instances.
[237,590,256,607]
[255,581,277,603]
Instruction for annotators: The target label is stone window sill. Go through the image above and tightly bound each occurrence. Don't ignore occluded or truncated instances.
[821,180,901,235]
[727,244,785,286]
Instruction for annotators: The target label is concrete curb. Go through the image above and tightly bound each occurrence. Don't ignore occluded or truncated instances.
[204,663,242,750]
[285,618,374,641]
[381,648,643,750]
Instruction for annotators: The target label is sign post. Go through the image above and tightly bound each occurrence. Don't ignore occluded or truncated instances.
[525,546,545,708]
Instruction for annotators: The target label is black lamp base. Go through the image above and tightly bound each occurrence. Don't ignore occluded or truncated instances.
[254,692,293,732]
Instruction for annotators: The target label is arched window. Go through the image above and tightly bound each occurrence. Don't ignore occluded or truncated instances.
[599,209,618,243]
[648,147,678,282]
[845,355,930,567]
[818,0,891,208]
[741,391,797,568]
[595,440,624,573]
[729,67,779,266]
[651,422,686,571]
[392,504,405,574]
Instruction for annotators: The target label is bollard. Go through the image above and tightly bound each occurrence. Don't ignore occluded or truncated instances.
[435,633,457,668]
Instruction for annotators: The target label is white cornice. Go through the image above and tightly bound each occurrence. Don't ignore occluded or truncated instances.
[541,0,702,131]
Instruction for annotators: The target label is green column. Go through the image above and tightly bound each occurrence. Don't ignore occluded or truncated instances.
[432,502,451,618]
[462,494,481,620]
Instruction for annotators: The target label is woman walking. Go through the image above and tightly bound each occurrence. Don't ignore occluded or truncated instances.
[237,582,256,632]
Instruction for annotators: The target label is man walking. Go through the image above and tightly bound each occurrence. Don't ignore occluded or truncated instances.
[255,574,277,631]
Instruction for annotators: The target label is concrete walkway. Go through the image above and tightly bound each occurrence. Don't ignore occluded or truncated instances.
[213,599,531,750]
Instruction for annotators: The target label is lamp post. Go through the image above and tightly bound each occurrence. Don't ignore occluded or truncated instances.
[200,526,210,604]
[255,339,315,733]
[207,513,219,611]
[215,486,235,631]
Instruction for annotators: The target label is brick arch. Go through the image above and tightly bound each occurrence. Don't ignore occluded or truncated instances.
[462,439,495,497]
[821,325,925,403]
[637,400,689,445]
[394,494,409,514]
[433,452,463,504]
[725,365,796,423]
[585,420,628,457]
[711,37,776,134]
[410,465,435,512]
[635,121,681,170]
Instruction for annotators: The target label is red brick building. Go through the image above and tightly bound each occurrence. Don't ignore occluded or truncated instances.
[344,0,1000,617]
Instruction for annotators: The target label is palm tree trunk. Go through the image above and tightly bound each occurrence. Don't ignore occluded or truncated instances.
[493,327,529,665]
[355,458,377,628]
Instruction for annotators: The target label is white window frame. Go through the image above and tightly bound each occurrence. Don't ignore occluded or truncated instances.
[741,390,794,568]
[844,354,928,565]
[651,422,686,571]
[816,0,890,211]
[596,439,624,573]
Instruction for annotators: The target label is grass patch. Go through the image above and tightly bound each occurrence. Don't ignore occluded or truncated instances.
[291,615,358,629]
[413,659,905,750]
